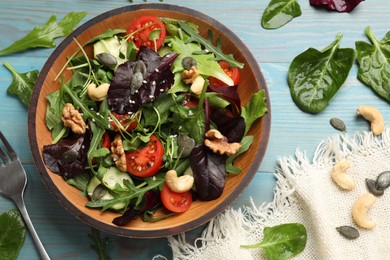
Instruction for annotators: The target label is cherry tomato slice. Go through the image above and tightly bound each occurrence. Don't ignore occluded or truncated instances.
[125,135,164,178]
[209,60,240,86]
[127,15,166,51]
[160,183,192,213]
[110,112,137,132]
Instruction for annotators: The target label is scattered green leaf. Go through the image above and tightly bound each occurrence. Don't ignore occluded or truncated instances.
[241,223,307,260]
[3,62,38,106]
[356,26,390,102]
[288,33,355,113]
[262,0,302,29]
[0,209,26,260]
[88,228,111,260]
[0,12,87,56]
[241,89,268,134]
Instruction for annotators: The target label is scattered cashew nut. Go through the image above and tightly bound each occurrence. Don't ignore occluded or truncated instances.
[87,83,110,101]
[165,169,194,193]
[352,193,376,229]
[331,159,355,190]
[356,105,384,136]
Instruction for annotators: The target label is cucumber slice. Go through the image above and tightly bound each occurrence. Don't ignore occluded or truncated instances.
[87,176,126,211]
[101,166,133,191]
[93,36,128,65]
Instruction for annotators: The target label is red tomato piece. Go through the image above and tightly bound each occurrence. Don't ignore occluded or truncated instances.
[209,60,240,86]
[127,15,167,51]
[110,112,138,132]
[125,135,164,178]
[160,183,192,213]
[101,131,111,149]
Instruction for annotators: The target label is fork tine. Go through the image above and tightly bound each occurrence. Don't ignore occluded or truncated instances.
[0,131,17,161]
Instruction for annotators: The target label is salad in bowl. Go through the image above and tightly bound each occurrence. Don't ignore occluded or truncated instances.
[29,4,270,237]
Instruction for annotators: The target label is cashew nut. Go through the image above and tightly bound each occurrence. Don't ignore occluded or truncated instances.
[331,160,355,190]
[87,83,110,101]
[190,75,206,95]
[356,105,384,136]
[165,169,194,193]
[352,193,376,229]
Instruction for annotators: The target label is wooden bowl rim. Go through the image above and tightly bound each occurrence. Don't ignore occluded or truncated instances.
[28,3,271,238]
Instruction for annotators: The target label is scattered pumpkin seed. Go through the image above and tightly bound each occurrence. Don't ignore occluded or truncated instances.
[376,171,390,190]
[365,178,384,196]
[181,56,197,70]
[61,149,78,163]
[336,225,360,240]
[177,133,195,157]
[330,118,347,132]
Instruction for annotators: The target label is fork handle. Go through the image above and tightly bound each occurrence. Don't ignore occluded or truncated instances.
[14,196,51,260]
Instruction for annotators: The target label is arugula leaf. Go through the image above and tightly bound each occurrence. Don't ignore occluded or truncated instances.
[356,27,390,102]
[0,12,87,56]
[241,89,268,134]
[88,228,111,260]
[177,21,244,69]
[0,209,26,260]
[226,135,254,174]
[3,62,38,106]
[288,33,355,113]
[262,0,302,29]
[241,223,307,259]
[169,37,234,86]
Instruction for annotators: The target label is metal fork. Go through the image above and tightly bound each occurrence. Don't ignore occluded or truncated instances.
[0,131,50,260]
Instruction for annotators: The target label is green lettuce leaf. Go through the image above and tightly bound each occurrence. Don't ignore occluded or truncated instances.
[0,209,26,260]
[241,89,268,134]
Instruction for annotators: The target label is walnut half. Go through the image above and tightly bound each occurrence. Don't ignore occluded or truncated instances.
[111,135,127,172]
[61,103,86,134]
[204,129,241,156]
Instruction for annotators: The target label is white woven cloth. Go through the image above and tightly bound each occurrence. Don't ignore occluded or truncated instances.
[167,126,390,259]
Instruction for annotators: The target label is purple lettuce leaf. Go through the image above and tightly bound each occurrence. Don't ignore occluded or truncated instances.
[208,84,241,115]
[107,46,178,114]
[210,109,245,143]
[310,0,364,12]
[189,145,226,201]
[43,130,91,179]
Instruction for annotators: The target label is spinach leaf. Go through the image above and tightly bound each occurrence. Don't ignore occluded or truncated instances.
[288,33,355,113]
[0,12,87,56]
[3,62,38,106]
[241,89,268,134]
[356,27,390,102]
[88,228,111,260]
[67,172,92,195]
[86,29,127,44]
[241,223,307,260]
[177,21,244,69]
[0,209,26,260]
[261,0,302,29]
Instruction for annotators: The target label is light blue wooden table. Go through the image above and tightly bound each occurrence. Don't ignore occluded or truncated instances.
[0,0,389,259]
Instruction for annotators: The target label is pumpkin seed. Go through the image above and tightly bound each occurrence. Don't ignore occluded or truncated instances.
[177,133,195,157]
[330,118,346,132]
[96,53,117,68]
[181,56,197,70]
[376,171,390,190]
[91,184,107,202]
[336,225,359,240]
[130,72,144,94]
[365,178,384,196]
[61,149,78,163]
[133,60,147,78]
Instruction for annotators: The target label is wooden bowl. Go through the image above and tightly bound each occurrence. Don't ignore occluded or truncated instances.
[28,3,271,238]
